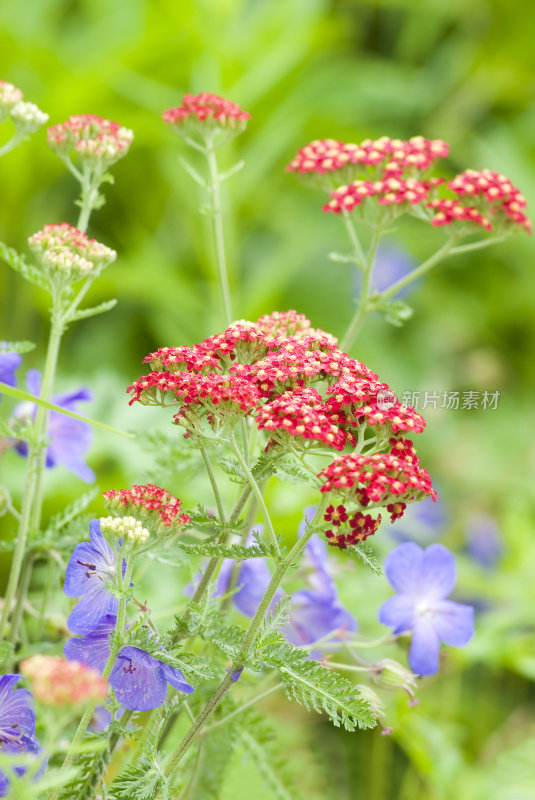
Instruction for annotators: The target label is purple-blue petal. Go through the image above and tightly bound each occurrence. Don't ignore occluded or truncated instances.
[67,583,119,635]
[408,618,442,675]
[378,594,416,634]
[0,675,35,738]
[285,590,356,649]
[0,350,22,398]
[110,647,168,711]
[465,513,503,569]
[384,542,424,596]
[160,663,194,695]
[420,544,456,601]
[232,559,282,618]
[433,600,475,647]
[63,615,116,673]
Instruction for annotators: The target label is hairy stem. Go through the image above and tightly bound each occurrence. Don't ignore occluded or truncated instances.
[205,140,233,327]
[340,222,382,352]
[229,430,280,558]
[164,500,328,777]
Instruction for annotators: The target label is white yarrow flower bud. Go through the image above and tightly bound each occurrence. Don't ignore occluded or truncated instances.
[10,101,49,133]
[100,515,150,546]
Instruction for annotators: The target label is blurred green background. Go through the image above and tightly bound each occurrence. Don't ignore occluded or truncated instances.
[1,0,535,797]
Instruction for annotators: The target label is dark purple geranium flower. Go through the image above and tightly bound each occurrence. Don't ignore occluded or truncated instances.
[378,542,475,676]
[64,615,194,711]
[0,674,42,797]
[13,368,95,482]
[64,519,120,635]
[0,346,22,402]
[216,511,356,656]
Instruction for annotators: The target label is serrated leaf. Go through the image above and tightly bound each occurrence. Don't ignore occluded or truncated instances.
[45,488,100,535]
[177,541,272,560]
[259,638,375,731]
[0,340,35,354]
[70,298,118,321]
[214,454,245,484]
[0,382,135,438]
[0,240,50,290]
[375,297,414,326]
[275,458,317,486]
[107,750,171,800]
[347,542,383,575]
[251,450,281,483]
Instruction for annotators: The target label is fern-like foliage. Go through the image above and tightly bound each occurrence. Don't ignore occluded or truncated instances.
[275,457,318,486]
[0,240,50,291]
[172,601,246,660]
[70,298,118,321]
[107,748,171,800]
[56,734,110,800]
[258,635,375,731]
[176,540,275,560]
[347,542,383,575]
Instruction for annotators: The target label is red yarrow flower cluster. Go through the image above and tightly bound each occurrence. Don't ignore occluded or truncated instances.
[326,377,426,435]
[318,437,437,508]
[103,484,190,529]
[256,387,352,451]
[287,136,449,177]
[162,93,250,136]
[427,199,492,231]
[20,655,107,706]
[324,177,443,214]
[48,114,133,165]
[325,509,382,549]
[444,169,531,233]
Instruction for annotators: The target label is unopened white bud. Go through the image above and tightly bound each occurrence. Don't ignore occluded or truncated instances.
[100,515,150,546]
[10,101,49,133]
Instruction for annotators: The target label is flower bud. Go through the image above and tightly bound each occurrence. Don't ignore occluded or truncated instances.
[20,655,108,706]
[29,223,116,286]
[372,658,418,698]
[10,101,48,134]
[0,81,23,122]
[100,515,150,547]
[48,114,133,170]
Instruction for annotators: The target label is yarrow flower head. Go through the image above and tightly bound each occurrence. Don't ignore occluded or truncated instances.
[162,93,250,141]
[63,519,120,635]
[13,369,95,482]
[0,674,42,797]
[323,505,382,549]
[103,484,190,534]
[378,542,475,675]
[0,344,22,402]
[287,136,449,190]
[100,515,150,548]
[429,169,531,234]
[0,81,48,136]
[64,615,194,711]
[47,114,133,169]
[318,437,437,510]
[28,223,116,286]
[20,656,107,707]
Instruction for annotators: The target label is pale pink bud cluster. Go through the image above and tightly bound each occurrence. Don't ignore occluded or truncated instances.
[0,80,23,111]
[48,114,133,167]
[29,223,116,283]
[162,93,250,138]
[20,655,108,706]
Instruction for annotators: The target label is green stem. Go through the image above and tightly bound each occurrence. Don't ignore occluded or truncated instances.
[229,430,280,558]
[0,314,63,642]
[163,500,328,777]
[76,168,101,233]
[340,222,382,352]
[8,552,34,644]
[48,555,135,800]
[205,140,233,327]
[203,681,283,734]
[0,132,24,158]
[341,209,366,267]
[379,237,457,301]
[199,443,226,524]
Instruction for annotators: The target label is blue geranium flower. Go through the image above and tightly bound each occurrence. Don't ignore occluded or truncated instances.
[0,674,42,797]
[64,519,120,635]
[215,511,356,656]
[378,542,475,675]
[0,346,22,402]
[64,615,194,711]
[13,368,95,482]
